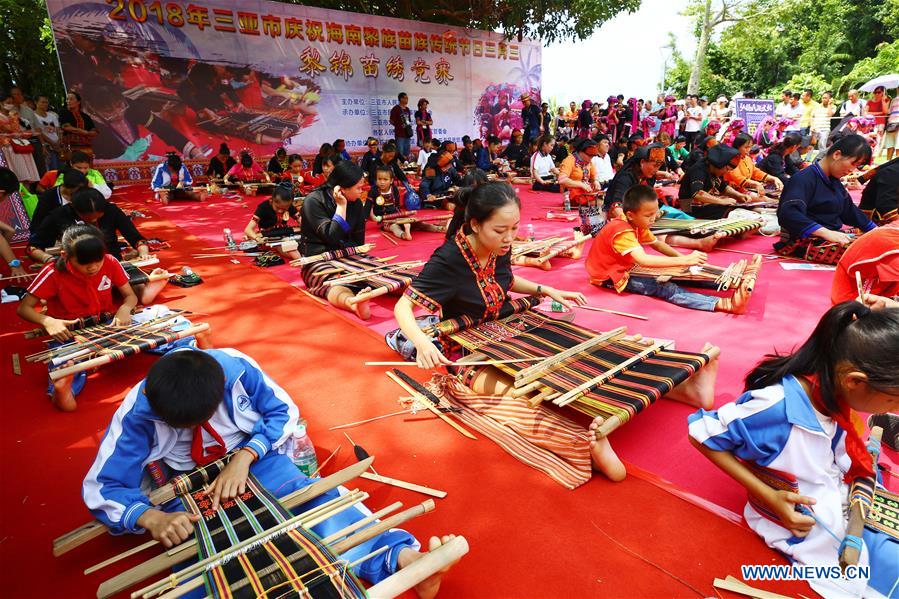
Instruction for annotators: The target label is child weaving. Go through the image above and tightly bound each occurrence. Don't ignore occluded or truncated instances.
[585,184,749,314]
[688,302,899,598]
[18,224,138,411]
[243,185,301,261]
[83,348,458,598]
[369,165,443,241]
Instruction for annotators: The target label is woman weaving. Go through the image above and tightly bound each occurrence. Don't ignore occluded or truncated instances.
[299,161,377,319]
[390,181,654,481]
[775,135,876,264]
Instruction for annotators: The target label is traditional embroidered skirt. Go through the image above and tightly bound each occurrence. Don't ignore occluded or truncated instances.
[774,233,849,265]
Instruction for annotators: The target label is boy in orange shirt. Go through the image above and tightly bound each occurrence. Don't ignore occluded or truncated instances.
[585,184,748,313]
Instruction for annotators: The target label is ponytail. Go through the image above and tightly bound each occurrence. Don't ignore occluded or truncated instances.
[445,168,490,239]
[56,224,106,271]
[745,301,899,413]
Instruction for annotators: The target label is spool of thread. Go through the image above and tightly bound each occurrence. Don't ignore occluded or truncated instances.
[550,300,565,312]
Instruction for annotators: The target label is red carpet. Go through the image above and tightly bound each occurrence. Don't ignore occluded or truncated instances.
[121,184,896,514]
[0,200,819,598]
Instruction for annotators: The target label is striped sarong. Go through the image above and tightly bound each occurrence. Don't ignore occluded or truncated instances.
[774,233,849,265]
[302,254,418,299]
[427,375,593,490]
[180,474,366,599]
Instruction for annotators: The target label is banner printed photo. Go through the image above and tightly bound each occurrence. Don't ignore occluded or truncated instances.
[45,0,542,165]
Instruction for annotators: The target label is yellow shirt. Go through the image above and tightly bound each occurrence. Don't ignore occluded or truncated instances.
[800,99,818,129]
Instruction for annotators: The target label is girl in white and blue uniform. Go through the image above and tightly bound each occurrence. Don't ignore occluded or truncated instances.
[689,302,899,598]
[83,347,419,586]
[151,153,200,203]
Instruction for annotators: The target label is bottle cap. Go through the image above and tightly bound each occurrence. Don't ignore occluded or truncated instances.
[295,423,307,437]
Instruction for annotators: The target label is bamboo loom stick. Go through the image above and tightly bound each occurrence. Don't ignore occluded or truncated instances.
[100,488,371,598]
[49,323,211,381]
[348,285,391,304]
[325,261,422,287]
[12,353,21,375]
[365,357,544,367]
[329,409,412,430]
[573,305,649,320]
[131,491,371,598]
[53,455,373,558]
[513,327,627,388]
[360,471,447,498]
[712,576,793,599]
[552,342,666,407]
[386,371,477,440]
[290,243,376,266]
[380,230,400,245]
[367,537,469,599]
[839,425,883,570]
[0,272,37,281]
[149,500,437,599]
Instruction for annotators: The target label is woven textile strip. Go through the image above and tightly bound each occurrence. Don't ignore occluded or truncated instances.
[651,217,762,238]
[122,262,151,287]
[450,311,709,425]
[43,316,194,373]
[169,451,238,497]
[426,375,592,489]
[629,263,729,285]
[179,474,366,599]
[302,254,419,299]
[743,461,800,525]
[867,487,899,541]
[775,235,849,265]
[424,296,540,338]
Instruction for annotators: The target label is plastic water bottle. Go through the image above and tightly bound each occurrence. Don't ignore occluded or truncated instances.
[291,421,319,477]
[563,190,571,211]
[526,223,535,241]
[223,228,236,250]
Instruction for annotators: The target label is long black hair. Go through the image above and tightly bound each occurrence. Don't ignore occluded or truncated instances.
[445,169,488,240]
[731,132,753,151]
[325,161,364,190]
[770,133,802,156]
[826,134,872,163]
[745,301,899,415]
[445,180,519,239]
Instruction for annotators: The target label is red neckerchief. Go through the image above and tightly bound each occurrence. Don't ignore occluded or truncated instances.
[191,421,227,466]
[805,374,874,482]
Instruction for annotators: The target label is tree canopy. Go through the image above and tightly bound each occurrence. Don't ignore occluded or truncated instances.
[666,0,899,98]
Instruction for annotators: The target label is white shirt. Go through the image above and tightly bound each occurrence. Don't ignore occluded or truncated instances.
[33,111,60,144]
[591,154,613,183]
[416,149,434,171]
[530,151,555,178]
[841,99,866,117]
[774,101,792,118]
[784,104,804,130]
[684,106,703,132]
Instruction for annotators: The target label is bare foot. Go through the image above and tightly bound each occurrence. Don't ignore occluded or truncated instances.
[588,417,626,481]
[402,224,413,241]
[397,536,462,599]
[715,284,749,314]
[513,256,552,270]
[346,287,372,320]
[666,342,719,409]
[140,270,169,304]
[694,233,724,251]
[52,376,77,412]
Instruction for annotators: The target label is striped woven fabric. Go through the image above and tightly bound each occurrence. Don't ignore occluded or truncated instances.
[179,474,367,599]
[427,375,593,489]
[867,487,899,541]
[122,262,151,287]
[170,451,238,498]
[34,312,198,376]
[449,311,709,426]
[775,234,849,265]
[302,254,419,299]
[742,461,801,525]
[651,217,762,238]
[423,296,541,338]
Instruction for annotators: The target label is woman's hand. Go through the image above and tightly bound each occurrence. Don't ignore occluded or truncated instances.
[9,264,29,284]
[542,287,587,309]
[414,338,452,369]
[766,490,817,537]
[137,509,200,549]
[862,293,899,310]
[771,178,784,191]
[819,229,854,246]
[333,186,347,207]
[44,317,78,341]
[206,449,254,510]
